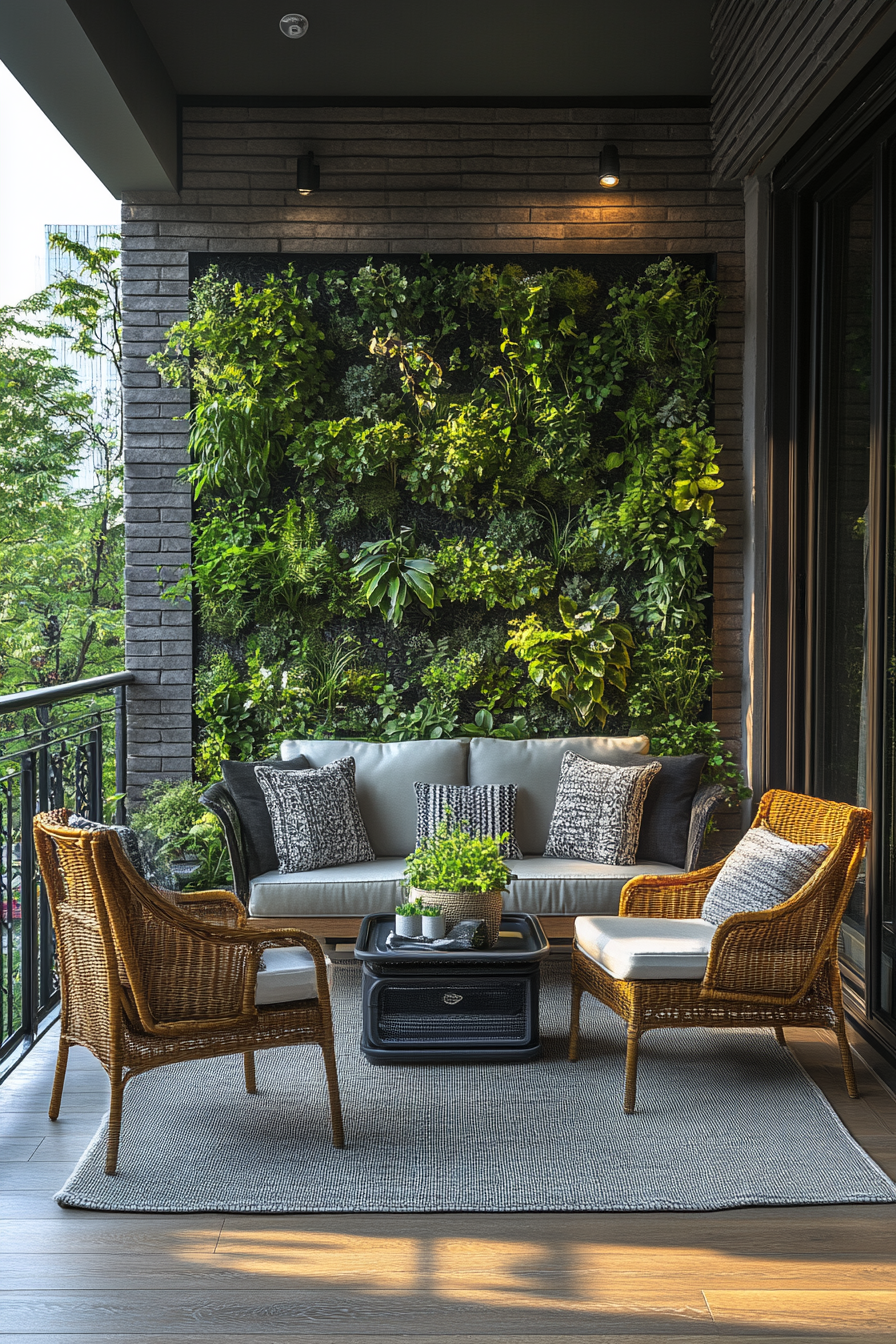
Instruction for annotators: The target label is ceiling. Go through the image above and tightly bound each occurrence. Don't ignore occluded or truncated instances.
[0,0,711,196]
[130,0,712,99]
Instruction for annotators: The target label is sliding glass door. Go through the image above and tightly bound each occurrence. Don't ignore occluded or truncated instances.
[767,52,896,1061]
[812,165,875,984]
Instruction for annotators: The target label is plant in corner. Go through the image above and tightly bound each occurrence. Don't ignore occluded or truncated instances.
[403,818,512,947]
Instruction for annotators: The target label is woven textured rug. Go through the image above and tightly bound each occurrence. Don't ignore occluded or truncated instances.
[56,962,896,1213]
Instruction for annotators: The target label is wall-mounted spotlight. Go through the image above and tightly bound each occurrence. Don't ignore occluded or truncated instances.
[297,151,320,196]
[599,144,620,188]
[280,14,309,38]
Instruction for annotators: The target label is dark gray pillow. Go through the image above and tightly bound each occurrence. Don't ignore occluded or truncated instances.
[415,782,523,859]
[67,814,145,878]
[255,757,375,873]
[221,755,309,877]
[636,754,707,868]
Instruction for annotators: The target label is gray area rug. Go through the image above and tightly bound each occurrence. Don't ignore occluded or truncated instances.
[56,962,896,1213]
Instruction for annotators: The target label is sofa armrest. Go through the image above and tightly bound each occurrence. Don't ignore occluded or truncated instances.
[200,782,250,907]
[685,783,729,871]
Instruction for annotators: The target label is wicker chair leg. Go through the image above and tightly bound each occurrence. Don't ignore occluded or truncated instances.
[568,975,583,1062]
[321,1039,345,1149]
[105,1075,126,1176]
[48,1037,69,1120]
[623,1024,641,1114]
[774,1027,786,1047]
[834,1017,860,1099]
[828,959,860,1099]
[243,1052,257,1094]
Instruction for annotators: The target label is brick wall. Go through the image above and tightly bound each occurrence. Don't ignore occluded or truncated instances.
[122,103,744,850]
[712,0,896,181]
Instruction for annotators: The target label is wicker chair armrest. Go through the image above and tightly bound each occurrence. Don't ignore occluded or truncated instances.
[200,782,250,907]
[685,783,730,871]
[701,878,840,1005]
[160,887,247,928]
[169,922,334,1015]
[619,861,725,918]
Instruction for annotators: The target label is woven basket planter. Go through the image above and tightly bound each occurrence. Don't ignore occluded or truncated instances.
[409,886,503,947]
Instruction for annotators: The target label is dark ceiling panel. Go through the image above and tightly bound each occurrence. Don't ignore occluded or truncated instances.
[129,0,712,97]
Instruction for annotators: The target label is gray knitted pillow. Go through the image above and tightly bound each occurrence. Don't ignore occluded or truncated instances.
[701,826,829,926]
[67,815,146,879]
[544,751,661,865]
[255,757,375,873]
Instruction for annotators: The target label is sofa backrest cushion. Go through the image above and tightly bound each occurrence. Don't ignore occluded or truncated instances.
[636,753,707,868]
[280,738,470,856]
[467,735,650,854]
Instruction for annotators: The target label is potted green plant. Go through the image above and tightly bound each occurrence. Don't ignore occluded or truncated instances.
[421,905,445,939]
[394,899,423,938]
[403,819,512,947]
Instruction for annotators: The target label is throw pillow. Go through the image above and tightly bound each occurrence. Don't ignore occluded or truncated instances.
[67,815,146,879]
[701,826,830,926]
[636,753,707,868]
[255,757,375,873]
[544,751,662,865]
[414,782,523,859]
[222,755,310,877]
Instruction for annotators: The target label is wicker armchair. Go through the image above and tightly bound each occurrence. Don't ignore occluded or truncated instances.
[33,809,344,1174]
[568,789,872,1112]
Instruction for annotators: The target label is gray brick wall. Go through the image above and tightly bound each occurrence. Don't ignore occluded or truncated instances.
[122,104,744,849]
[712,0,896,181]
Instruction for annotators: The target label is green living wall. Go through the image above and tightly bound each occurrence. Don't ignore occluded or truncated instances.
[152,252,743,798]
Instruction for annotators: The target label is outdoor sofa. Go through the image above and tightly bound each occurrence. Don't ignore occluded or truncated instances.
[202,736,726,925]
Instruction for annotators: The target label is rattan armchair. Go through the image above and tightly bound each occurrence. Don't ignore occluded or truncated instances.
[34,809,344,1174]
[568,789,872,1112]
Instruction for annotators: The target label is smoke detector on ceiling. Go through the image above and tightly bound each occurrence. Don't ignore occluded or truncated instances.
[280,14,309,39]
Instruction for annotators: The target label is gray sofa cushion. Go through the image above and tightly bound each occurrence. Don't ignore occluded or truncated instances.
[222,755,310,878]
[249,857,409,917]
[636,753,707,868]
[246,854,679,919]
[467,735,650,855]
[279,738,469,855]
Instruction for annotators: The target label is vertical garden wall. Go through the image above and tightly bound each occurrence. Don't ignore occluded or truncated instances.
[152,251,744,798]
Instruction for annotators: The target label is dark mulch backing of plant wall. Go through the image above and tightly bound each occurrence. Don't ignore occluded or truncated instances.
[171,251,723,772]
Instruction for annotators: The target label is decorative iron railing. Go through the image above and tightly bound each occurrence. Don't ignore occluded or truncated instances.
[0,672,133,1076]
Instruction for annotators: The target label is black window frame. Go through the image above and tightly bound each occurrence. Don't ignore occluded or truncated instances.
[766,44,896,1060]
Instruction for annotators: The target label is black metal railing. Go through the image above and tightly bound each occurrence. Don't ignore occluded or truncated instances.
[0,672,133,1075]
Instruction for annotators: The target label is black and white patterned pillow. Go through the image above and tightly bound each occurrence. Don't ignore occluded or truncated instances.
[414,782,523,859]
[701,826,829,926]
[544,751,661,865]
[68,814,146,879]
[255,757,375,873]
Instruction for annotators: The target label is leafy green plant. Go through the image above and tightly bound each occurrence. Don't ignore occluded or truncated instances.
[351,527,437,625]
[435,537,555,610]
[403,818,511,894]
[152,254,730,769]
[507,591,634,727]
[130,779,231,891]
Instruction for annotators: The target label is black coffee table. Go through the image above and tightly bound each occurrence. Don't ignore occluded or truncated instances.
[354,912,550,1063]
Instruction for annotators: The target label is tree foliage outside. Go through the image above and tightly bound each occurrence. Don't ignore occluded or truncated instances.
[152,253,744,800]
[0,233,123,696]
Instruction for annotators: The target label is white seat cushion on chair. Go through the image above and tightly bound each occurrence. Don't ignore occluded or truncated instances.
[255,946,333,1005]
[575,915,716,981]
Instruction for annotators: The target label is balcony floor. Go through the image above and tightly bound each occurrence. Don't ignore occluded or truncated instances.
[1,1002,895,1341]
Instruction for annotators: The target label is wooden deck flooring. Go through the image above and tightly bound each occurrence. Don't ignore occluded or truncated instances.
[1,986,895,1341]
